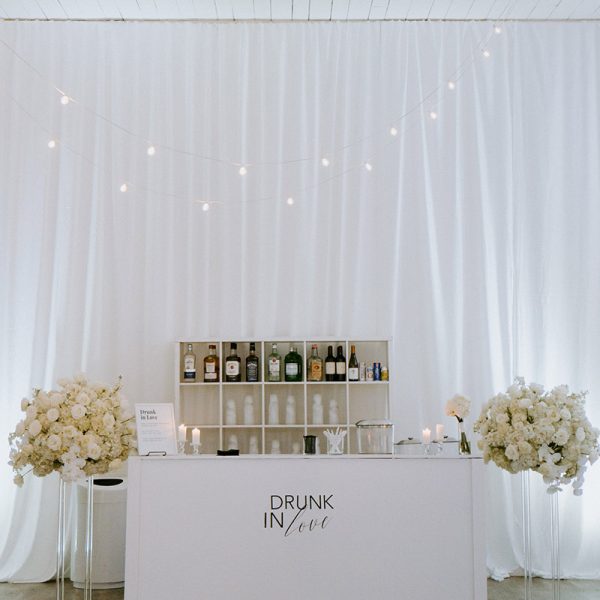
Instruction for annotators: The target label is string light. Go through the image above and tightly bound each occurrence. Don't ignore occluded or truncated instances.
[47,140,56,148]
[448,81,456,90]
[321,157,330,167]
[483,49,491,58]
[202,202,210,212]
[364,162,373,172]
[147,145,156,156]
[119,183,128,192]
[239,166,247,176]
[60,95,70,105]
[286,197,294,205]
[429,111,438,120]
[494,26,502,34]
[390,127,398,136]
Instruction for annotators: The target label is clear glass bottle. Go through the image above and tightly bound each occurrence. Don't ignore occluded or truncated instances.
[203,344,219,382]
[225,342,241,382]
[284,346,303,382]
[348,345,359,381]
[325,345,336,382]
[335,345,346,382]
[307,344,323,382]
[183,343,196,381]
[246,342,259,382]
[267,343,282,382]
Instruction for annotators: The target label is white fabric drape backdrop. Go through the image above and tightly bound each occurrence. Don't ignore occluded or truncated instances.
[1,20,599,582]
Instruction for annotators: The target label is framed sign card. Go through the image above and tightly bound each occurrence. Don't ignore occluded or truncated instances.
[135,403,178,456]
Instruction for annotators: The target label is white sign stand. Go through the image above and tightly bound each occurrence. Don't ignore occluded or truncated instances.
[134,403,178,456]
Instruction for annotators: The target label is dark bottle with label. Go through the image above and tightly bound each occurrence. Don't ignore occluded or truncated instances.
[335,345,346,382]
[348,345,359,381]
[246,342,259,382]
[225,343,241,382]
[325,345,336,382]
[284,346,303,382]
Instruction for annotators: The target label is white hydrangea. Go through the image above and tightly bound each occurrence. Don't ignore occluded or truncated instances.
[8,375,136,486]
[474,377,599,495]
[445,394,471,421]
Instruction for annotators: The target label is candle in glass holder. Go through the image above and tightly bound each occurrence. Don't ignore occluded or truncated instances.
[422,428,431,445]
[192,427,200,445]
[435,424,444,443]
[178,424,187,442]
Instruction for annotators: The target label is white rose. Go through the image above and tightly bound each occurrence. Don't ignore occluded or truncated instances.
[505,444,519,461]
[71,404,86,420]
[575,427,586,442]
[102,413,116,429]
[26,405,37,420]
[15,421,26,436]
[28,419,42,437]
[87,443,102,460]
[21,398,29,411]
[46,434,62,451]
[46,408,60,422]
[553,428,569,446]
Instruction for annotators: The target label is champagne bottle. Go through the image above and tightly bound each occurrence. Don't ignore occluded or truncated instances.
[348,345,359,381]
[183,343,196,381]
[307,344,323,382]
[225,342,241,382]
[267,343,282,382]
[284,346,303,382]
[246,342,259,382]
[325,345,336,382]
[203,344,219,382]
[335,345,346,382]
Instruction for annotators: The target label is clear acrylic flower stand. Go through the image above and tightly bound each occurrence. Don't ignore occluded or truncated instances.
[56,476,94,600]
[521,471,561,600]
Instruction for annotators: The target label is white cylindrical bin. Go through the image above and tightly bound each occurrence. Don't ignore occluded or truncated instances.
[70,476,127,589]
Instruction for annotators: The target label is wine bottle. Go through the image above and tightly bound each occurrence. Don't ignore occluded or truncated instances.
[225,342,241,382]
[267,343,282,382]
[183,343,196,381]
[348,345,359,381]
[307,344,323,382]
[325,345,336,382]
[246,342,259,382]
[203,344,219,382]
[284,346,303,382]
[335,345,346,382]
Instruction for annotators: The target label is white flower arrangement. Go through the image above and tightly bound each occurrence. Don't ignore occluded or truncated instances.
[8,374,136,485]
[445,394,472,454]
[474,377,599,495]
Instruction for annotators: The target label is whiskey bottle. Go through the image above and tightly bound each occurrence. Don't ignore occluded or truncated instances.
[324,345,336,382]
[246,342,259,382]
[225,342,241,382]
[307,344,323,382]
[183,343,196,381]
[203,344,219,382]
[348,345,359,381]
[284,346,303,382]
[267,343,282,382]
[335,345,346,382]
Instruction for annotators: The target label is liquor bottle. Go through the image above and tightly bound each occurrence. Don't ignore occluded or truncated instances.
[307,344,323,382]
[183,343,196,381]
[225,342,241,382]
[325,345,336,382]
[267,343,282,382]
[246,342,259,382]
[203,344,219,382]
[335,345,346,382]
[348,345,359,381]
[284,346,303,382]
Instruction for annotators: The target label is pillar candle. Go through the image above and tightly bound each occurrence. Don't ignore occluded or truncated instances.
[178,424,186,442]
[192,427,200,445]
[422,427,431,444]
[436,424,444,442]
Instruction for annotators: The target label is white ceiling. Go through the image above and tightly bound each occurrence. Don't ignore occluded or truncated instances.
[0,0,599,21]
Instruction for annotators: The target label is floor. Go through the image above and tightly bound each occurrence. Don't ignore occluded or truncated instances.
[1,579,600,599]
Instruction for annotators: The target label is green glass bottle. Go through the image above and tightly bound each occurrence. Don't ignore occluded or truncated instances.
[284,346,303,382]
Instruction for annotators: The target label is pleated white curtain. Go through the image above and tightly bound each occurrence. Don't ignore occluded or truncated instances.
[1,20,599,582]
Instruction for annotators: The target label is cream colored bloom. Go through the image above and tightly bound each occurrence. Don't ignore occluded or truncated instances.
[28,419,42,437]
[71,404,86,420]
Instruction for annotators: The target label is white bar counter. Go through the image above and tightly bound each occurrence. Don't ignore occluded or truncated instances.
[125,455,486,600]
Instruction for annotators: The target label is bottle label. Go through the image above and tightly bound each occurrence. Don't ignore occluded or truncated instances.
[348,367,359,380]
[247,364,258,381]
[310,362,322,380]
[226,361,240,376]
[336,363,346,375]
[184,356,195,379]
[205,364,215,373]
[269,358,280,377]
[204,372,217,381]
[286,363,299,377]
[325,362,336,375]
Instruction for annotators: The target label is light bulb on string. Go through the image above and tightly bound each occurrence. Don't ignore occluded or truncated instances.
[483,49,491,58]
[364,162,373,172]
[239,166,247,176]
[448,81,456,90]
[286,197,294,205]
[147,145,156,156]
[429,111,438,120]
[60,95,70,105]
[119,183,128,193]
[390,127,398,136]
[494,25,502,34]
[202,202,210,212]
[321,157,330,167]
[48,140,57,149]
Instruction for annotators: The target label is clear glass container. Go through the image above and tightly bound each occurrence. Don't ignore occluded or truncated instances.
[356,419,394,454]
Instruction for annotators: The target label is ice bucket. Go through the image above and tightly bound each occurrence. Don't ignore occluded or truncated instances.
[356,419,394,454]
